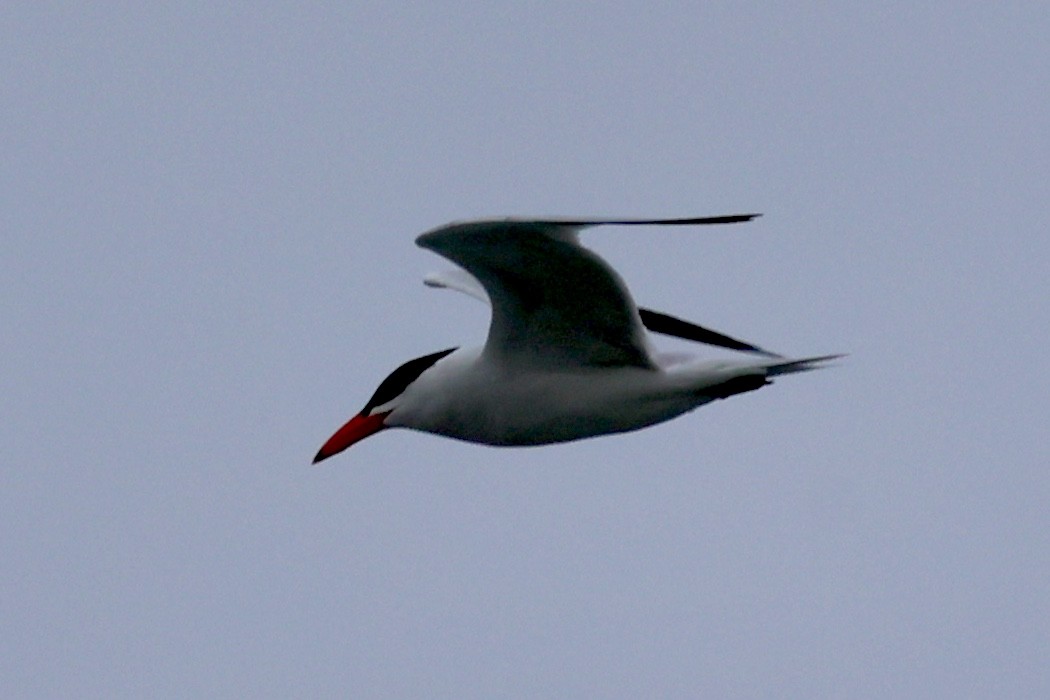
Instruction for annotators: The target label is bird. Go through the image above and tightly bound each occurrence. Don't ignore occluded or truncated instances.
[313,214,841,463]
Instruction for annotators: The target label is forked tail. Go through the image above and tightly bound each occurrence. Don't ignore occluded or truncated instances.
[765,354,846,376]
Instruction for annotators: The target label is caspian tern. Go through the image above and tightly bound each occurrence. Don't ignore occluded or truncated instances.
[314,215,840,463]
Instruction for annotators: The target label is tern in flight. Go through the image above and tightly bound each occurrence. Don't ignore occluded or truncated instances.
[314,214,840,463]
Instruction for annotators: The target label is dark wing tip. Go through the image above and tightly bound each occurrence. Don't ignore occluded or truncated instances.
[555,213,761,228]
[641,213,762,225]
[638,308,783,357]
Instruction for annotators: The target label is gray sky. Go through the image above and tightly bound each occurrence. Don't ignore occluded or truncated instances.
[4,3,1048,698]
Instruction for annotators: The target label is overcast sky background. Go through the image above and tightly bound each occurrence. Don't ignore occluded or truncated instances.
[3,3,1048,698]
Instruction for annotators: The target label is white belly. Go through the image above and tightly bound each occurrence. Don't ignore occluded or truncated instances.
[385,346,735,446]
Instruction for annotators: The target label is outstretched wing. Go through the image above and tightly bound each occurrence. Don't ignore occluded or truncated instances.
[415,215,759,368]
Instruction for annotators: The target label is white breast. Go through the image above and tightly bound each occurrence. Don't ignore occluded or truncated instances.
[384,346,752,445]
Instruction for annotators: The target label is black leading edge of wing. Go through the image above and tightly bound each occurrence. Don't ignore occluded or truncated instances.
[638,308,783,358]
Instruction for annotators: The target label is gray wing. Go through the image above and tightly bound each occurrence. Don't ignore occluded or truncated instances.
[415,215,759,369]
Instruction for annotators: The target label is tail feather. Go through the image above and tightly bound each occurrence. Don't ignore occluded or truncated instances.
[765,354,846,377]
[696,354,843,401]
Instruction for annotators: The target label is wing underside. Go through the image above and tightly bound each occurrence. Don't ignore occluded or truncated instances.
[426,268,781,358]
[415,216,760,368]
